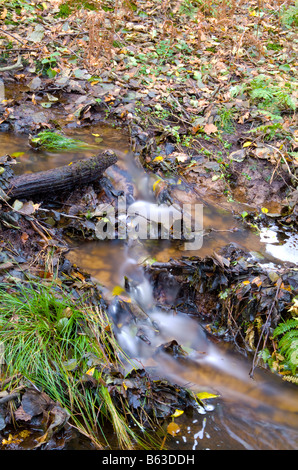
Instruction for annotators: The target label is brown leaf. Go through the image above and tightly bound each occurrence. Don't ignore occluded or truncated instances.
[167,421,180,436]
[14,405,32,422]
[21,232,29,244]
[204,123,218,135]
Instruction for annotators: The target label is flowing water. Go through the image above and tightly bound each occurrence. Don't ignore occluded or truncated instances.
[1,125,298,450]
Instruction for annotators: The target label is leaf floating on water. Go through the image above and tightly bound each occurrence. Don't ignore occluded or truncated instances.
[112,285,125,296]
[167,421,180,436]
[11,152,24,158]
[196,392,219,400]
[171,409,184,418]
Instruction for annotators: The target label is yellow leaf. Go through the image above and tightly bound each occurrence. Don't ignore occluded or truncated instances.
[153,179,161,192]
[167,422,180,436]
[196,392,219,400]
[62,307,72,318]
[0,7,7,20]
[86,367,95,376]
[112,285,125,296]
[19,430,31,439]
[243,141,252,148]
[171,409,184,418]
[2,434,13,445]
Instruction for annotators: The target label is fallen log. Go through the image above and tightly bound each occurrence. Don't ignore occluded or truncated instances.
[7,150,118,199]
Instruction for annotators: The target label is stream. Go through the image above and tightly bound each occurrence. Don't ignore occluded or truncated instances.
[1,124,298,450]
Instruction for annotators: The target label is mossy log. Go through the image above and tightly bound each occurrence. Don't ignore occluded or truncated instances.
[7,150,117,199]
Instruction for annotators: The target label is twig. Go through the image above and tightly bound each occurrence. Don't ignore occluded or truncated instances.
[0,54,23,72]
[249,278,282,378]
[266,144,298,182]
[29,219,50,244]
[0,27,25,45]
[0,391,19,405]
[269,156,282,184]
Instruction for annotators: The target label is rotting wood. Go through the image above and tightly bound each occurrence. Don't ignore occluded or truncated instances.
[7,150,118,199]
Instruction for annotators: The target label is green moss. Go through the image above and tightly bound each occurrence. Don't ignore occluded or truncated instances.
[30,130,97,151]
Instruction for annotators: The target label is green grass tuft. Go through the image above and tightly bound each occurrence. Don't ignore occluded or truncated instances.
[0,281,155,449]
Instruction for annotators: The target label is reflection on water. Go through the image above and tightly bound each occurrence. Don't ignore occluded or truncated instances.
[261,226,298,264]
[1,125,298,450]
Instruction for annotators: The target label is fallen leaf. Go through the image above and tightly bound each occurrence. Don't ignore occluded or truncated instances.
[153,179,162,191]
[196,392,219,400]
[167,421,180,436]
[204,123,218,135]
[21,232,29,244]
[14,406,32,422]
[86,367,95,376]
[171,409,184,418]
[112,285,125,296]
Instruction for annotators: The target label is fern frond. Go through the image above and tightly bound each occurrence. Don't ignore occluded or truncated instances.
[282,375,298,384]
[273,318,298,337]
[279,329,298,345]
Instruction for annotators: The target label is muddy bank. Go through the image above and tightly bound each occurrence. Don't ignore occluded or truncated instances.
[147,244,297,351]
